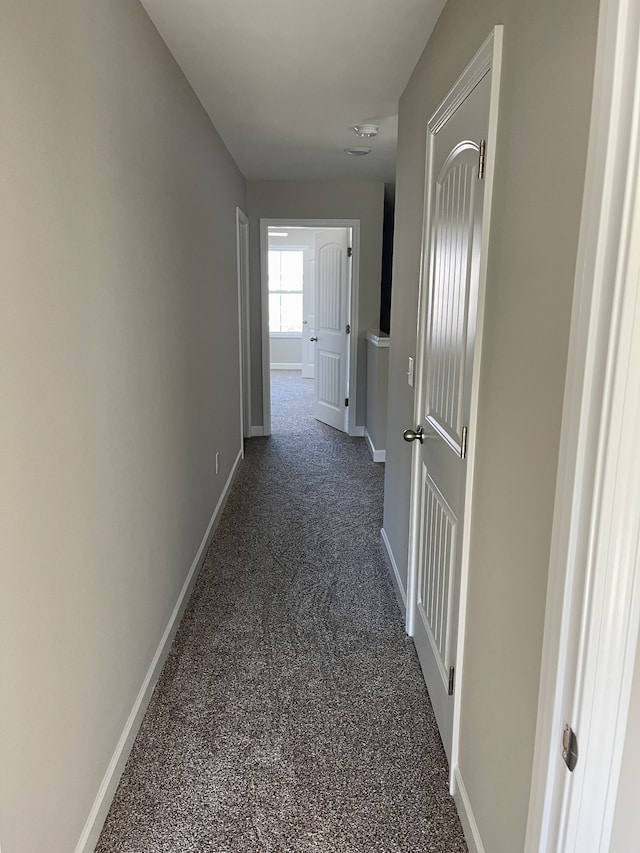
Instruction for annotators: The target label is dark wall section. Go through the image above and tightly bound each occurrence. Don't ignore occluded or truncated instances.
[379,182,396,334]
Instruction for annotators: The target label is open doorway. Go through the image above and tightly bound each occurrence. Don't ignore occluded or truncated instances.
[260,220,360,436]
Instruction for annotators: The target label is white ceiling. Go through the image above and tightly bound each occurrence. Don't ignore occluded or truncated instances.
[139,0,446,183]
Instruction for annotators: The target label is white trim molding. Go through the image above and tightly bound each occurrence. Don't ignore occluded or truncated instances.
[236,207,251,442]
[381,527,407,616]
[448,24,503,793]
[74,449,243,853]
[364,428,386,462]
[270,363,302,371]
[525,0,640,849]
[365,330,390,348]
[452,767,485,853]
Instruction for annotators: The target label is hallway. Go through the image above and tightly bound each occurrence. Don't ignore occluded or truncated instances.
[96,372,466,852]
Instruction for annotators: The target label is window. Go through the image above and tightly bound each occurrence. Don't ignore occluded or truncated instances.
[268,249,303,333]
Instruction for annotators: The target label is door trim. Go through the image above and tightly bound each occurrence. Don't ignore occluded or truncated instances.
[406,26,503,792]
[236,207,251,443]
[525,1,640,848]
[259,219,360,436]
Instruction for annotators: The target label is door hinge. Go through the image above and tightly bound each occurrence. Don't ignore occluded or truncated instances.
[562,724,579,772]
[346,323,351,334]
[478,139,486,180]
[345,397,349,407]
[347,246,353,258]
[460,426,468,460]
[448,666,455,696]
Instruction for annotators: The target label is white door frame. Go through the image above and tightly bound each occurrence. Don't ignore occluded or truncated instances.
[236,207,251,443]
[259,218,360,436]
[525,0,640,849]
[406,27,503,791]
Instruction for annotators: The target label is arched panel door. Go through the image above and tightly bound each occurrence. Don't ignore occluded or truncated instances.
[313,229,350,432]
[411,70,492,761]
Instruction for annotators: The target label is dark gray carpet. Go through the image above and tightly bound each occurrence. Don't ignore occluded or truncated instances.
[96,370,467,852]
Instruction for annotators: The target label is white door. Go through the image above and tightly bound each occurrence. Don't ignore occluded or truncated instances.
[312,228,350,431]
[301,255,316,378]
[409,70,492,761]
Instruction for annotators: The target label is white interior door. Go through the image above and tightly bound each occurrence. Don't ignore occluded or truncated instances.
[301,255,316,378]
[312,228,349,431]
[410,70,492,761]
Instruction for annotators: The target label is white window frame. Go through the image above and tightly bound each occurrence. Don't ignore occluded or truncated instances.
[267,246,305,335]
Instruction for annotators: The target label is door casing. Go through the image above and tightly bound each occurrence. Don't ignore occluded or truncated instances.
[301,252,316,379]
[525,0,640,847]
[259,218,360,436]
[236,207,251,443]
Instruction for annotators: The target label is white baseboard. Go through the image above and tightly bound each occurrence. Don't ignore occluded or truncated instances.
[249,425,266,437]
[349,425,365,437]
[75,448,243,853]
[452,766,485,853]
[270,363,302,370]
[381,527,407,615]
[364,428,386,462]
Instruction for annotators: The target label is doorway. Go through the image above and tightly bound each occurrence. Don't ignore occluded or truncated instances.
[260,219,360,436]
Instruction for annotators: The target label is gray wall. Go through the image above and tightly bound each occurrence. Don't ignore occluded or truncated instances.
[382,1,599,850]
[270,336,302,366]
[610,649,640,851]
[0,1,246,850]
[366,336,390,456]
[247,181,384,429]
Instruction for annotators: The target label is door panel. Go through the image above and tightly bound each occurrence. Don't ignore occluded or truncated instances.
[317,351,342,410]
[313,229,349,431]
[418,470,458,688]
[411,70,492,761]
[426,152,479,453]
[317,245,342,329]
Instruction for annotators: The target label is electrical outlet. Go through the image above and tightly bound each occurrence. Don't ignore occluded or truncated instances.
[215,452,220,474]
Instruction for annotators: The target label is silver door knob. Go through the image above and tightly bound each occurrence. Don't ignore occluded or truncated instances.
[310,336,318,342]
[403,426,424,444]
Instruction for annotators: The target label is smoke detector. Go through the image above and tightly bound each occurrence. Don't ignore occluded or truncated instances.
[353,124,379,138]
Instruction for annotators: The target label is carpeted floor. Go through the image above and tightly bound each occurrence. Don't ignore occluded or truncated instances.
[96,371,467,852]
